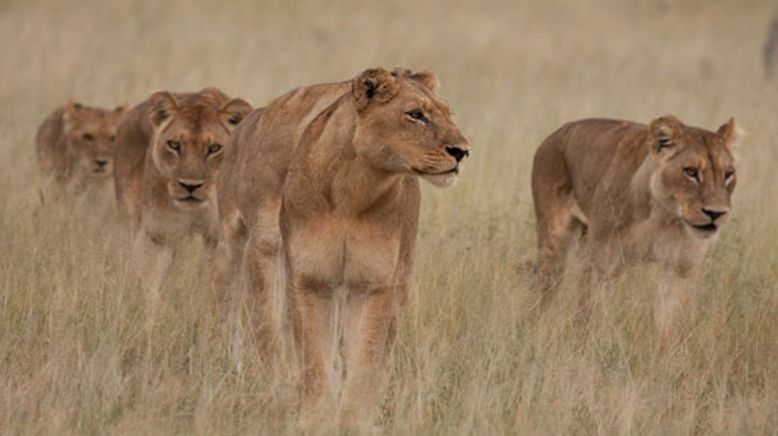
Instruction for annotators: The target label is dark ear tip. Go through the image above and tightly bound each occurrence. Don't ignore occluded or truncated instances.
[363,78,378,98]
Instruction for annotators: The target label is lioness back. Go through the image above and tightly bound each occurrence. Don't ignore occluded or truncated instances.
[532,118,648,218]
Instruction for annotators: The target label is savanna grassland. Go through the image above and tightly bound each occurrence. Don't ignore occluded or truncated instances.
[2,0,778,434]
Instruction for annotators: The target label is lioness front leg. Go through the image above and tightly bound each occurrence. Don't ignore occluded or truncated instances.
[289,276,337,426]
[655,262,703,346]
[576,241,620,326]
[131,228,175,323]
[243,227,287,364]
[209,217,246,313]
[337,284,398,429]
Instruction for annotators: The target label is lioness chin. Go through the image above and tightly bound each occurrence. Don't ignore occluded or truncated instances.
[531,115,740,342]
[213,67,470,429]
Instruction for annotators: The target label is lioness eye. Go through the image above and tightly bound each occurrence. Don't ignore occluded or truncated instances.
[167,140,181,153]
[208,143,222,155]
[82,133,94,141]
[406,110,428,123]
[683,167,699,180]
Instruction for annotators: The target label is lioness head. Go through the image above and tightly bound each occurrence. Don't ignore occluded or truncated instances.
[647,115,741,238]
[350,67,470,188]
[147,90,252,208]
[63,101,127,177]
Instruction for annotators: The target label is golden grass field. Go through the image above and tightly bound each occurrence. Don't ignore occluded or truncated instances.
[2,0,778,434]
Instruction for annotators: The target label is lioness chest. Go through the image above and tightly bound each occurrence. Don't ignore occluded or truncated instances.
[286,212,403,291]
[142,199,219,242]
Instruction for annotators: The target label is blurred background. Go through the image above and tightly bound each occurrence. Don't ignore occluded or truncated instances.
[1,0,777,434]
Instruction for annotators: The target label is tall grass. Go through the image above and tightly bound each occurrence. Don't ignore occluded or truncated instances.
[1,0,777,434]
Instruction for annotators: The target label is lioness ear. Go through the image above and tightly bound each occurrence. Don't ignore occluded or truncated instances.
[353,68,400,111]
[199,87,230,105]
[219,98,253,127]
[717,117,743,157]
[410,70,440,92]
[390,68,440,92]
[148,91,179,128]
[649,115,683,154]
[63,100,83,131]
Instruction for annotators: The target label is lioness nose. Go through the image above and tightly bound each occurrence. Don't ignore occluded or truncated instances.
[95,159,109,168]
[445,146,469,162]
[178,180,204,193]
[702,208,728,221]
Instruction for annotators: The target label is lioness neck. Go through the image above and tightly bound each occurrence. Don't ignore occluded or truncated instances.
[627,155,688,247]
[291,102,406,216]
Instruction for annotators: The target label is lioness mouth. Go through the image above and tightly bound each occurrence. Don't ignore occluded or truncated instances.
[691,222,718,232]
[177,196,203,203]
[415,167,459,176]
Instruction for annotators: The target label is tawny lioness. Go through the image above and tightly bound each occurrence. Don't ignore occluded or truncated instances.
[113,88,252,295]
[531,115,740,340]
[36,101,126,199]
[214,67,470,427]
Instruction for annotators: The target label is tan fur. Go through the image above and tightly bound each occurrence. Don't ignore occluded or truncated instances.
[214,67,470,428]
[531,115,740,341]
[112,87,252,297]
[36,101,126,197]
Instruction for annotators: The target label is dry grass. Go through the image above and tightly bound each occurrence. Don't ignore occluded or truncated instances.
[2,0,778,434]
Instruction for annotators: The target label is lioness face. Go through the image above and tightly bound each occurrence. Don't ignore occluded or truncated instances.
[352,68,470,188]
[147,91,252,208]
[64,102,126,178]
[648,116,739,239]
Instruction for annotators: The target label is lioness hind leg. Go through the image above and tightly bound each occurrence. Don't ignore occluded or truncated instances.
[530,138,584,305]
[533,201,584,305]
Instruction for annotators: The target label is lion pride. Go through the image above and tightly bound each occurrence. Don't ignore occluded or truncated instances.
[113,87,252,295]
[213,67,470,428]
[531,115,740,340]
[36,101,126,196]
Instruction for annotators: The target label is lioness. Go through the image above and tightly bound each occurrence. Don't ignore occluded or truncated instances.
[214,67,470,427]
[531,115,740,339]
[36,101,126,196]
[113,88,252,295]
